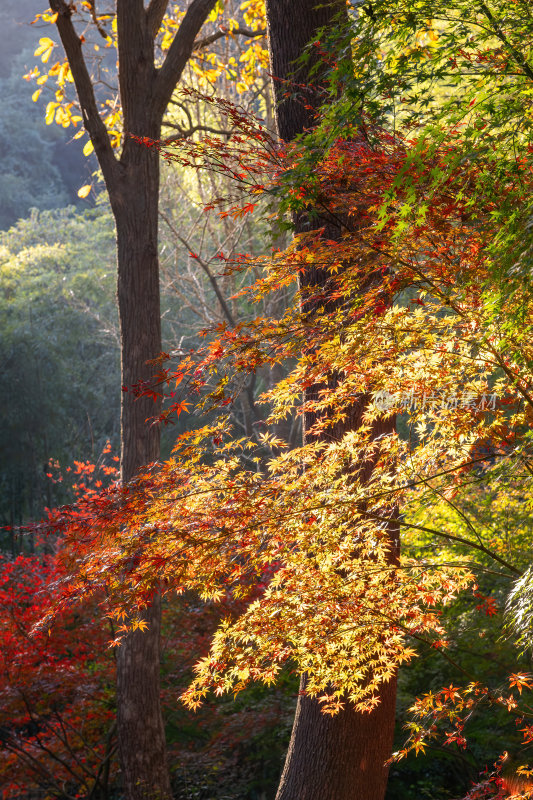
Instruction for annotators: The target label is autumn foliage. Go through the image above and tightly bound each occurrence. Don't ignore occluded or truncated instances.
[5,2,533,796]
[32,90,531,727]
[0,553,117,799]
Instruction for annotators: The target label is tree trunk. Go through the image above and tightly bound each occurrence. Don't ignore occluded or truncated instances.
[265,3,398,799]
[277,675,397,800]
[110,132,172,800]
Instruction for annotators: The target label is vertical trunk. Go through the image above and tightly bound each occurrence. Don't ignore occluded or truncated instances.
[277,675,397,800]
[115,596,170,800]
[115,153,162,482]
[265,3,398,799]
[111,9,172,796]
[110,133,172,800]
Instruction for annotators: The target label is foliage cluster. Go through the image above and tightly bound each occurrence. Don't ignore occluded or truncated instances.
[0,206,119,534]
[2,1,533,798]
[41,3,533,793]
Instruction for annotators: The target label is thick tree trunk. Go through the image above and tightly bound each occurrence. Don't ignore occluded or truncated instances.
[265,3,398,799]
[277,675,397,800]
[115,155,162,482]
[265,0,344,141]
[110,134,172,800]
[115,597,170,800]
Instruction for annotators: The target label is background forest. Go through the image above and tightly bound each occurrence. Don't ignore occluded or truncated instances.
[0,1,532,800]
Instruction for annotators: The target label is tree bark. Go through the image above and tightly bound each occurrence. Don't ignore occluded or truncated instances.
[265,3,398,799]
[277,675,397,800]
[110,9,172,794]
[110,134,172,800]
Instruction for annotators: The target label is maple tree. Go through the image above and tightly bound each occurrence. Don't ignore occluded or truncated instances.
[35,116,531,794]
[36,74,530,800]
[1,445,293,799]
[16,1,533,798]
[261,2,398,797]
[0,552,117,800]
[389,474,533,799]
[0,449,120,799]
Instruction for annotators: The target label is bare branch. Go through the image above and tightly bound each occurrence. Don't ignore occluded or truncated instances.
[160,209,237,327]
[154,0,218,117]
[163,121,233,140]
[49,0,118,185]
[146,0,169,39]
[87,1,109,40]
[193,25,266,51]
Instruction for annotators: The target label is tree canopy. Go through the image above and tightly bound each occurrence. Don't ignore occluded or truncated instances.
[1,1,533,799]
